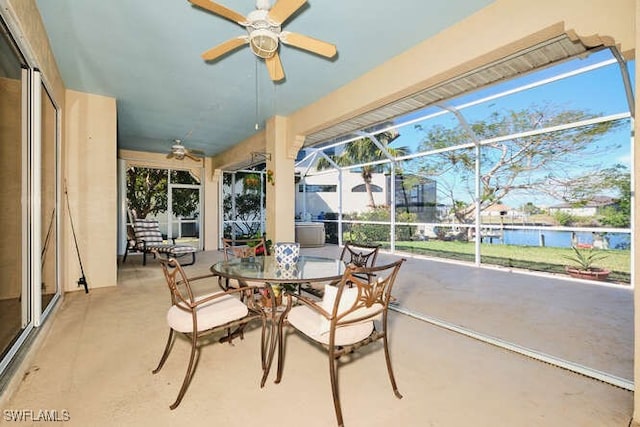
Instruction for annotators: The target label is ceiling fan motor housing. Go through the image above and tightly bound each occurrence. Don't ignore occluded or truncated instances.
[247,9,280,58]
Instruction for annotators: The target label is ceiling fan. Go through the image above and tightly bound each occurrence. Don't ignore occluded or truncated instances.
[167,139,204,161]
[189,0,337,81]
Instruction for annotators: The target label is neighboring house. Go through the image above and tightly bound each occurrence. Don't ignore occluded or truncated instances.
[295,170,437,221]
[295,170,388,217]
[548,196,617,217]
[389,175,438,222]
[481,204,521,218]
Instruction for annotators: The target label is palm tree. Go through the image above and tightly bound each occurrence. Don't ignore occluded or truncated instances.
[315,130,409,208]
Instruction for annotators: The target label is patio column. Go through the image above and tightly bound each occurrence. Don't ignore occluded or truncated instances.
[265,115,304,244]
[203,164,221,251]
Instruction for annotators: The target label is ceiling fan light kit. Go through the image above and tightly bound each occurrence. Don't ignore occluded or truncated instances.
[189,0,337,81]
[249,28,279,59]
[167,139,203,162]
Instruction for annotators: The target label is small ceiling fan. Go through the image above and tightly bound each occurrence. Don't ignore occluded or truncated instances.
[188,0,337,81]
[167,139,204,161]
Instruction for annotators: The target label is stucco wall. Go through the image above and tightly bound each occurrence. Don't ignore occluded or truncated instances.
[5,0,65,103]
[64,90,117,291]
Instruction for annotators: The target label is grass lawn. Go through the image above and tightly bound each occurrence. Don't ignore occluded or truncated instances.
[388,240,631,284]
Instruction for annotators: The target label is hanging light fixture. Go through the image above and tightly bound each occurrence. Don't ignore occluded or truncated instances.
[246,1,280,59]
[249,28,278,59]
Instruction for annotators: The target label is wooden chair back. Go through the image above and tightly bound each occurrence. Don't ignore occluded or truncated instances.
[222,236,267,260]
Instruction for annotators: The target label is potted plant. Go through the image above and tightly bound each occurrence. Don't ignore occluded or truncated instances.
[246,233,271,256]
[563,245,611,281]
[244,173,261,189]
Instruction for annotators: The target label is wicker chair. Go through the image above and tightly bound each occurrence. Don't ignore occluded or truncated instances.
[153,257,261,409]
[280,258,406,426]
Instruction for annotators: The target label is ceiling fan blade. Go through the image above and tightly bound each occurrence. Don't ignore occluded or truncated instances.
[280,31,336,58]
[189,148,206,156]
[265,52,285,82]
[166,152,175,159]
[185,152,201,162]
[201,37,248,61]
[268,0,306,25]
[188,0,246,24]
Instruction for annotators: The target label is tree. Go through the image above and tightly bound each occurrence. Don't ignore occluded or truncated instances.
[127,167,168,219]
[126,167,199,220]
[315,131,410,208]
[521,202,542,215]
[598,164,631,227]
[223,172,264,237]
[411,103,625,222]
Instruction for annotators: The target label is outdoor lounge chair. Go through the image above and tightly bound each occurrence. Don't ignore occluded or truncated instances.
[280,258,406,426]
[122,218,196,266]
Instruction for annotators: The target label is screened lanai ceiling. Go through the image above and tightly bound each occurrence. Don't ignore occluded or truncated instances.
[34,0,497,157]
[303,33,615,147]
[33,0,626,157]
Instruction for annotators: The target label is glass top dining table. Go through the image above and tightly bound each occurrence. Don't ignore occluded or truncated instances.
[211,255,347,285]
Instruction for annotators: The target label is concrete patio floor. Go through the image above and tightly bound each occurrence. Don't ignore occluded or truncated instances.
[1,245,634,426]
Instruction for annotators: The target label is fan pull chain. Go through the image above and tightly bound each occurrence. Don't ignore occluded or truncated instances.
[255,58,260,130]
[272,78,277,121]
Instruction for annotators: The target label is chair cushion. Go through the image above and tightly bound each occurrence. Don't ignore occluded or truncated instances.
[137,242,174,251]
[167,292,248,333]
[168,244,196,255]
[287,305,374,346]
[318,284,383,334]
[134,219,164,244]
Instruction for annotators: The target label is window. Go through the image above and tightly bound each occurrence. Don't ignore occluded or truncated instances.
[351,184,382,192]
[299,184,337,192]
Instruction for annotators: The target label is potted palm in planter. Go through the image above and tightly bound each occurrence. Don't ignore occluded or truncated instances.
[563,245,611,281]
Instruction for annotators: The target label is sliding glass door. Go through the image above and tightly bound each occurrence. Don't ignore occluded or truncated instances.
[125,166,203,251]
[169,170,201,247]
[0,17,28,370]
[0,16,61,378]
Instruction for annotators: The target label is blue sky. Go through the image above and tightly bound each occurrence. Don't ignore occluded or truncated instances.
[302,49,634,211]
[383,48,634,209]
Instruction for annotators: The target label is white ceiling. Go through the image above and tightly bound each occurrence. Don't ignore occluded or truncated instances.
[35,0,494,157]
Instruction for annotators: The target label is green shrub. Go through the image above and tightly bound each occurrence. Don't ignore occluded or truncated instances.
[343,206,418,242]
[553,211,577,226]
